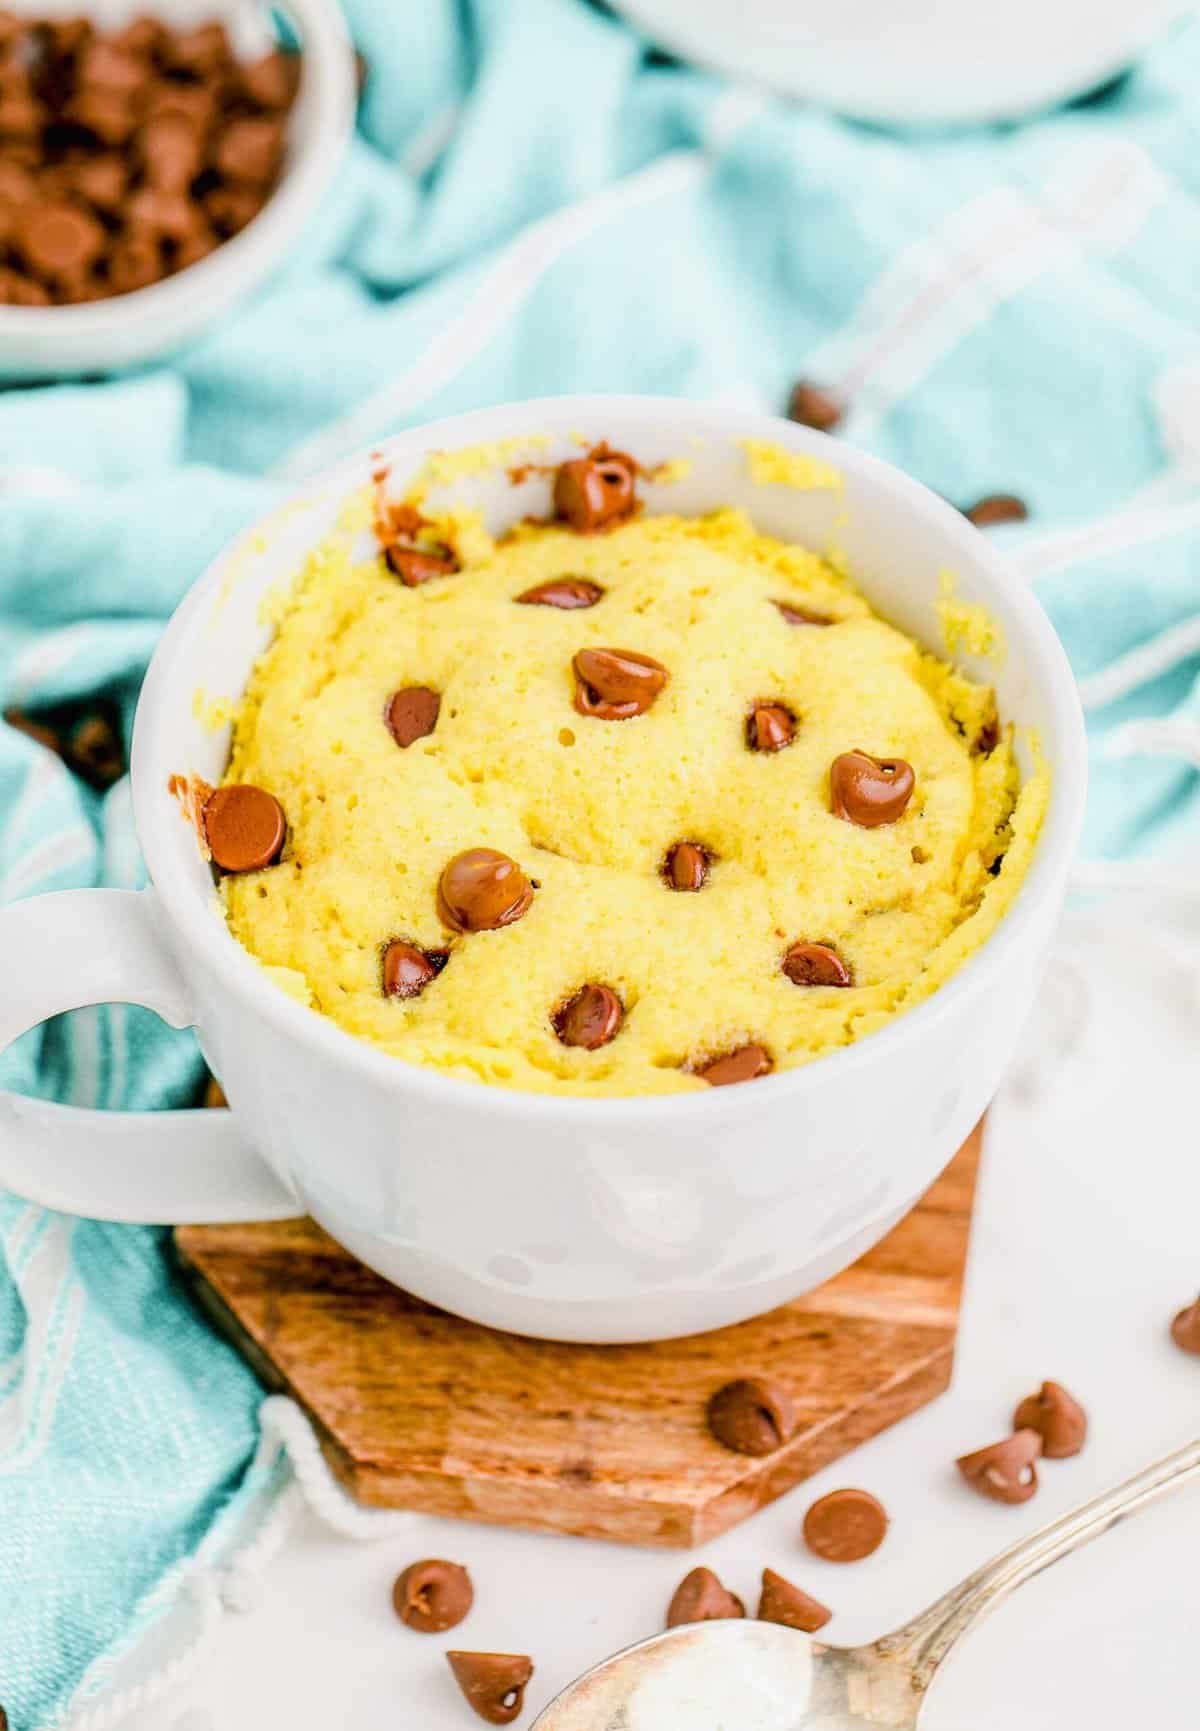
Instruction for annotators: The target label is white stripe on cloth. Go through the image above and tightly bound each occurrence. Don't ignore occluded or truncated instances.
[0,1216,82,1465]
[2,819,97,901]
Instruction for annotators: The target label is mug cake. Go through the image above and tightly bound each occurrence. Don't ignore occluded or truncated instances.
[199,442,1047,1096]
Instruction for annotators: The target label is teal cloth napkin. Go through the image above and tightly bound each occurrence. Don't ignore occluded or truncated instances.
[4,1,1200,1723]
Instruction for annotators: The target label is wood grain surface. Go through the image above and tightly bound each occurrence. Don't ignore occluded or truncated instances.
[175,1123,982,1548]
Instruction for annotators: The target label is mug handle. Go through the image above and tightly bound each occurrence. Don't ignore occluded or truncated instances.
[0,888,297,1223]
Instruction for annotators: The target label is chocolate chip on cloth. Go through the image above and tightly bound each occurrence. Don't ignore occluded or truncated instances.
[956,1429,1042,1504]
[393,1558,473,1633]
[1012,1380,1088,1458]
[746,701,795,753]
[782,942,852,988]
[786,379,843,433]
[438,848,535,933]
[553,983,623,1050]
[666,1565,746,1629]
[203,784,286,874]
[694,1042,773,1087]
[757,1568,832,1634]
[553,446,639,533]
[663,840,709,891]
[516,576,604,609]
[573,646,667,719]
[385,685,441,748]
[830,750,915,827]
[962,494,1029,527]
[1170,1296,1200,1355]
[446,1652,534,1726]
[803,1488,889,1561]
[707,1377,796,1456]
[4,700,125,789]
[383,940,449,1000]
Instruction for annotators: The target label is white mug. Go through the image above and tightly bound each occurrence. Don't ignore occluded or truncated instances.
[0,398,1086,1343]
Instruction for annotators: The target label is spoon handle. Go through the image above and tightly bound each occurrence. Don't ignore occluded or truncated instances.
[885,1436,1200,1689]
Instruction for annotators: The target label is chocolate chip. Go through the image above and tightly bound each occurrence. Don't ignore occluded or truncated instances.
[757,1568,832,1634]
[803,1488,889,1562]
[65,709,125,788]
[138,112,203,191]
[214,114,284,187]
[73,150,127,212]
[385,542,459,586]
[775,600,833,626]
[446,1652,533,1726]
[695,1043,773,1087]
[956,1430,1042,1504]
[161,21,231,78]
[663,840,709,891]
[17,199,104,280]
[787,379,843,432]
[203,183,264,238]
[0,264,47,302]
[1170,1296,1200,1355]
[782,942,852,988]
[553,983,623,1050]
[203,1074,227,1109]
[1012,1381,1088,1458]
[106,232,160,294]
[383,940,449,1000]
[830,750,915,827]
[515,576,604,609]
[437,848,534,933]
[666,1566,745,1629]
[203,784,286,874]
[962,494,1029,527]
[572,646,667,719]
[385,685,440,748]
[746,702,795,753]
[707,1377,796,1456]
[0,1702,8,1731]
[393,1559,473,1634]
[240,50,300,111]
[553,447,638,533]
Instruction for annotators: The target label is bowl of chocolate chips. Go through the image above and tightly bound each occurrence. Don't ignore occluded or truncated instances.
[0,0,356,377]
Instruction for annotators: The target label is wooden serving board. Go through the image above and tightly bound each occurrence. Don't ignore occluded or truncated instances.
[175,1124,981,1549]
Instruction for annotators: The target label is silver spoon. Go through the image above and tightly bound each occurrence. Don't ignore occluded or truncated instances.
[533,1436,1200,1731]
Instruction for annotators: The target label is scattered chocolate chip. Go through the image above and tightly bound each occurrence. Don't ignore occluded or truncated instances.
[956,1430,1042,1504]
[962,494,1029,528]
[553,983,624,1050]
[1170,1296,1200,1356]
[385,685,441,748]
[446,1652,533,1726]
[437,848,535,933]
[707,1378,796,1456]
[787,380,843,433]
[4,700,125,789]
[695,1043,773,1087]
[747,702,795,754]
[666,1566,745,1629]
[572,646,667,720]
[830,750,915,828]
[782,942,852,988]
[383,940,449,1000]
[803,1488,889,1562]
[663,840,709,892]
[385,542,459,586]
[203,784,286,874]
[203,1074,227,1109]
[515,576,604,609]
[1012,1381,1088,1459]
[393,1559,474,1634]
[757,1568,832,1634]
[553,447,638,533]
[775,600,833,626]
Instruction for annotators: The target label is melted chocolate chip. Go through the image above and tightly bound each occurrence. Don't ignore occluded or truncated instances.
[553,447,637,533]
[516,576,604,609]
[803,1488,889,1561]
[956,1430,1043,1504]
[572,646,668,719]
[786,379,843,432]
[782,942,852,988]
[383,940,449,999]
[437,849,535,933]
[695,1043,773,1087]
[553,983,623,1050]
[830,750,915,827]
[775,600,833,626]
[393,1559,473,1633]
[663,840,709,891]
[385,542,459,585]
[666,1566,745,1629]
[747,702,795,753]
[385,685,440,748]
[1012,1381,1088,1459]
[446,1653,534,1726]
[203,784,286,873]
[757,1568,832,1634]
[707,1378,796,1456]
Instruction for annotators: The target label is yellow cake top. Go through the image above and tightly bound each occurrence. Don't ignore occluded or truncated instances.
[214,450,1047,1096]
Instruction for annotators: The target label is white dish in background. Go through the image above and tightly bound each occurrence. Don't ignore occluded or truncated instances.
[0,0,356,380]
[0,397,1086,1343]
[613,0,1192,125]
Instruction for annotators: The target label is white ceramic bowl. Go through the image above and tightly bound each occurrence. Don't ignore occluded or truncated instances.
[0,398,1086,1342]
[613,0,1190,125]
[0,0,356,380]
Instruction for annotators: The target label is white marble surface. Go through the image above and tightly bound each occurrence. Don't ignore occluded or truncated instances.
[139,899,1199,1731]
